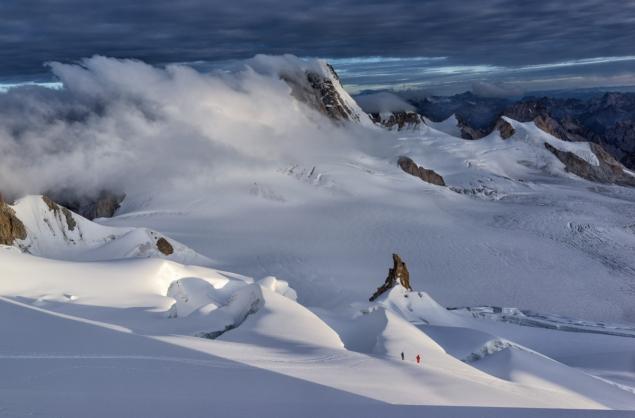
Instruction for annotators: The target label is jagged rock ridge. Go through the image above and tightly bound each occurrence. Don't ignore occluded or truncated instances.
[50,191,125,220]
[407,91,635,169]
[370,253,412,301]
[282,63,367,124]
[398,156,446,187]
[0,195,27,246]
[544,142,635,187]
[494,118,515,139]
[449,114,515,140]
[369,111,425,131]
[42,195,77,231]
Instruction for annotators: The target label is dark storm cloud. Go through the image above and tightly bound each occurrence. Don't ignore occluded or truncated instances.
[1,0,634,90]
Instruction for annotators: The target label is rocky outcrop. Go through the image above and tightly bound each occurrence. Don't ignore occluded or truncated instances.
[456,114,489,140]
[42,196,77,231]
[408,92,509,134]
[283,64,363,123]
[156,237,174,256]
[408,92,635,169]
[369,111,425,131]
[370,253,412,301]
[544,142,635,187]
[494,118,515,139]
[456,115,515,140]
[516,94,635,166]
[51,191,125,220]
[398,156,446,186]
[533,115,574,141]
[0,195,27,245]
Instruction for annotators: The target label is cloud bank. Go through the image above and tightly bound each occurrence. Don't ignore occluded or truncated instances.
[0,55,372,202]
[2,0,635,94]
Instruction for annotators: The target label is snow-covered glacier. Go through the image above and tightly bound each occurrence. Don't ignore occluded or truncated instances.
[1,55,634,417]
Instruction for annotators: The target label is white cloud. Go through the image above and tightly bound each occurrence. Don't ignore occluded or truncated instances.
[0,55,373,202]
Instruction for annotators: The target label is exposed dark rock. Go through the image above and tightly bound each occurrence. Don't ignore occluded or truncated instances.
[456,114,489,140]
[0,194,27,245]
[156,237,174,256]
[398,156,446,187]
[283,64,361,123]
[494,118,515,139]
[51,191,125,220]
[544,142,635,187]
[42,195,76,231]
[87,192,125,219]
[370,253,412,301]
[408,92,510,133]
[369,111,424,131]
[407,92,635,169]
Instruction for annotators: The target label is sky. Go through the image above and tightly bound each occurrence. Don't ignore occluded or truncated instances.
[1,0,635,95]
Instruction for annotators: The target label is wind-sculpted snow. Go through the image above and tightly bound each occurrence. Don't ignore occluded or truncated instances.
[1,249,635,411]
[2,55,635,413]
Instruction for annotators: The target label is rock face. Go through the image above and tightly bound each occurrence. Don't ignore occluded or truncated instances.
[0,195,27,246]
[398,156,446,187]
[52,191,125,220]
[408,92,510,134]
[156,237,174,256]
[544,142,635,187]
[42,196,77,231]
[454,115,515,140]
[370,253,412,301]
[504,102,588,143]
[456,114,488,140]
[369,111,425,131]
[408,91,635,169]
[283,64,364,123]
[494,118,515,139]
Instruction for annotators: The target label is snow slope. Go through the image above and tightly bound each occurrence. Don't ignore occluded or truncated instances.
[98,115,635,323]
[2,250,634,413]
[9,195,210,264]
[2,55,635,415]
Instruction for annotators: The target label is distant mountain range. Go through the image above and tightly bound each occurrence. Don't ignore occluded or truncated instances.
[405,91,635,169]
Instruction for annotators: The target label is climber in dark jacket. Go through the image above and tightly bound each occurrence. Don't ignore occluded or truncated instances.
[400,351,405,360]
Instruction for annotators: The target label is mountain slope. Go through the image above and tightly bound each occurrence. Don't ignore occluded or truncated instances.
[2,249,633,411]
[1,55,635,414]
[2,195,209,264]
[405,91,635,169]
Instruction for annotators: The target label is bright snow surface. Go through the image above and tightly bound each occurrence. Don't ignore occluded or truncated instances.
[1,56,634,416]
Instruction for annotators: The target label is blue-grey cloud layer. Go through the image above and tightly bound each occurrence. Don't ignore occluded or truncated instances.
[1,0,634,91]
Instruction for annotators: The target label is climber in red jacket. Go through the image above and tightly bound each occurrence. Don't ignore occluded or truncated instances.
[416,354,421,364]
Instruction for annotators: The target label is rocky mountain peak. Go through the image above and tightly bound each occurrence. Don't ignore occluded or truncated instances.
[545,142,635,187]
[42,195,77,231]
[0,194,27,246]
[370,253,412,301]
[407,91,635,170]
[398,156,446,187]
[275,59,370,125]
[369,111,425,131]
[47,190,125,220]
